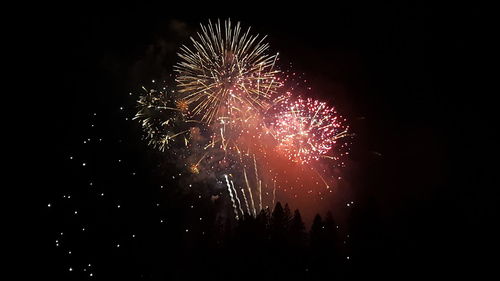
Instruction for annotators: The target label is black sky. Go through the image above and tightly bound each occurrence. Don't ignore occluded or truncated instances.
[29,2,496,279]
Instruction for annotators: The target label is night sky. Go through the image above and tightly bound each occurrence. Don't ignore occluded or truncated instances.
[29,3,495,280]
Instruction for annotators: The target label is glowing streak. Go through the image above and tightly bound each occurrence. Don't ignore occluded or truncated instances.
[224,174,239,220]
[196,151,210,165]
[230,179,244,217]
[272,180,276,210]
[243,168,257,217]
[168,130,190,140]
[253,154,262,212]
[312,168,330,189]
[240,186,251,216]
[258,180,262,212]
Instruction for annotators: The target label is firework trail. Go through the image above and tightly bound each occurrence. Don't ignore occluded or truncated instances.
[272,181,276,210]
[225,174,239,220]
[230,178,245,217]
[240,186,251,216]
[243,168,257,217]
[312,167,330,189]
[252,154,263,212]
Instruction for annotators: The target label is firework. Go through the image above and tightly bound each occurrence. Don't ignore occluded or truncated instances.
[175,19,281,124]
[133,84,191,152]
[132,19,354,221]
[269,94,350,164]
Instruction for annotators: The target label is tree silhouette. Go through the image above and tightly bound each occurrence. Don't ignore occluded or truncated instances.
[270,202,287,245]
[289,209,307,248]
[256,208,270,243]
[310,214,325,251]
[324,211,339,252]
[284,203,292,229]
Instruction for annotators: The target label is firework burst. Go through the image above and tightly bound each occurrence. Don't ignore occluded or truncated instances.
[175,19,281,124]
[269,94,350,164]
[132,19,354,221]
[133,85,191,152]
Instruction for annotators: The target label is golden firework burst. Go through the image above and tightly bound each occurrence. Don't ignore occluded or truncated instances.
[175,19,282,124]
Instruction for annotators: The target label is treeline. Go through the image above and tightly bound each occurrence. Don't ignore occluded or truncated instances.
[180,202,350,280]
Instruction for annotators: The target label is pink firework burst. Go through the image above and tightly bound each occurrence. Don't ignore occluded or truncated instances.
[270,94,349,164]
